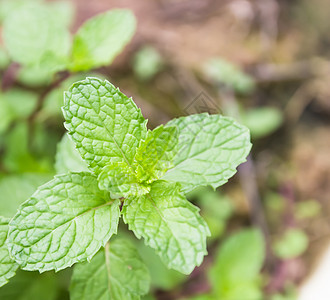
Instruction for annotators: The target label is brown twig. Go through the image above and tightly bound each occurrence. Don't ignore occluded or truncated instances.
[217,87,273,266]
[27,71,70,124]
[238,155,273,264]
[27,71,70,148]
[1,63,21,91]
[252,58,330,83]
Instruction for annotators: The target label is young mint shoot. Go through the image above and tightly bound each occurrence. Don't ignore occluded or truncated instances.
[5,77,251,299]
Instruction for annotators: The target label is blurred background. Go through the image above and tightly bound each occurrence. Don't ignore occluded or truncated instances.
[0,0,330,299]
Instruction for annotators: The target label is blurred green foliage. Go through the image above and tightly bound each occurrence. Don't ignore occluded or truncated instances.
[241,107,283,139]
[203,58,256,95]
[273,228,309,259]
[186,229,265,300]
[133,46,164,81]
[0,0,320,298]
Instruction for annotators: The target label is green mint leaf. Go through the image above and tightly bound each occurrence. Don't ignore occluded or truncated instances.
[122,180,210,274]
[162,113,251,193]
[3,3,70,66]
[0,270,58,300]
[98,161,150,199]
[2,88,38,119]
[98,125,177,197]
[8,172,120,272]
[133,46,164,81]
[242,107,283,139]
[189,295,214,300]
[0,174,51,218]
[0,217,18,287]
[48,0,75,28]
[273,228,308,259]
[17,65,54,87]
[70,9,136,71]
[70,238,150,300]
[134,125,178,183]
[55,134,89,174]
[63,77,147,175]
[135,240,186,290]
[203,58,256,95]
[0,97,13,134]
[209,229,265,299]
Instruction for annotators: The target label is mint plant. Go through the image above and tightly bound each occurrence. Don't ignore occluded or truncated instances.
[2,2,136,85]
[1,77,251,298]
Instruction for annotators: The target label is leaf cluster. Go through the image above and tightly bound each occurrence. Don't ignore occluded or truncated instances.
[0,77,251,299]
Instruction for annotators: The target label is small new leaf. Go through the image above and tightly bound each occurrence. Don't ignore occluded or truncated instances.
[0,217,18,287]
[8,173,120,272]
[162,113,251,193]
[63,77,147,175]
[123,181,210,274]
[134,125,178,183]
[70,238,150,300]
[70,9,136,71]
[98,161,150,199]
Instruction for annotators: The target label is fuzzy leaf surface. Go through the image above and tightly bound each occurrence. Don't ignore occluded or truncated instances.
[134,125,178,183]
[162,113,251,193]
[63,77,147,175]
[70,238,150,300]
[8,172,120,272]
[123,181,210,274]
[70,9,136,71]
[0,217,18,287]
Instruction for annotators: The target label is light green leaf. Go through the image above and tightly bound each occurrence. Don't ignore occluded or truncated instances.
[193,188,233,240]
[242,107,283,139]
[209,229,265,299]
[48,0,75,28]
[3,122,52,173]
[203,58,255,95]
[142,295,157,300]
[0,0,42,22]
[135,240,186,290]
[0,173,51,218]
[3,2,71,66]
[0,270,58,300]
[43,73,106,118]
[70,9,136,71]
[17,65,54,87]
[2,88,38,119]
[55,134,89,174]
[273,228,308,259]
[63,77,147,175]
[0,97,13,134]
[134,125,178,183]
[217,284,263,300]
[70,238,150,300]
[8,172,120,272]
[98,161,150,199]
[0,217,19,287]
[162,113,251,193]
[123,180,210,274]
[188,295,214,300]
[133,46,164,81]
[295,200,321,220]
